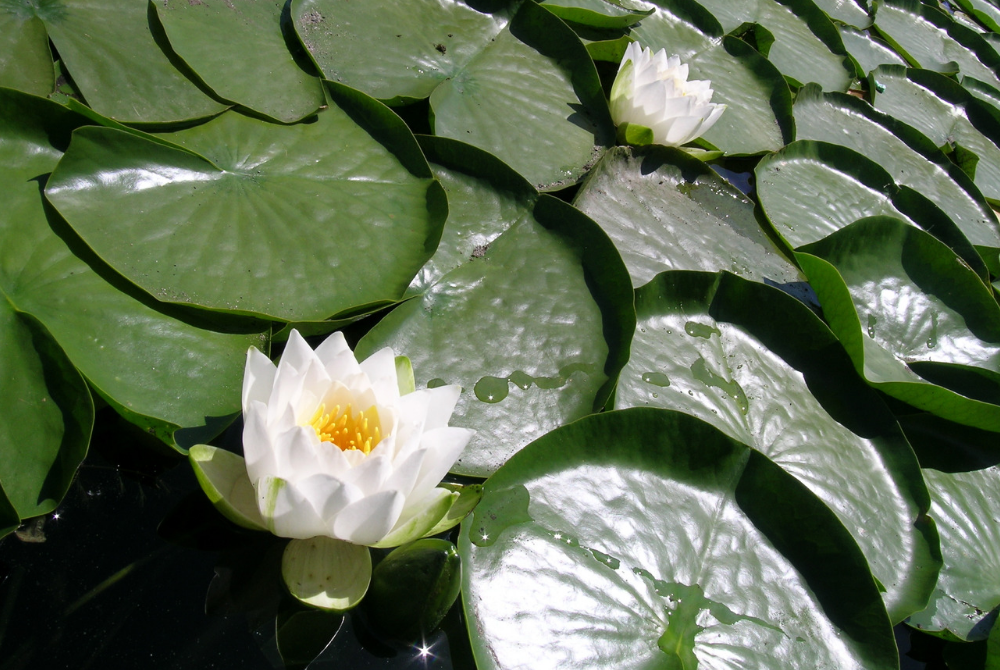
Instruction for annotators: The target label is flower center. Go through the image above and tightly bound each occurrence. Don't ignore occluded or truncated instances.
[309,403,381,454]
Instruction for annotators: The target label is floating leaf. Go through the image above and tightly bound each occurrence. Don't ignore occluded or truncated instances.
[793,85,1000,274]
[40,0,229,124]
[539,0,654,28]
[813,0,871,28]
[572,145,803,288]
[616,270,940,623]
[46,85,445,322]
[909,466,1000,642]
[460,408,898,669]
[797,216,1000,432]
[870,65,1000,205]
[631,0,794,155]
[838,24,907,75]
[154,0,325,123]
[1,89,265,451]
[0,2,54,96]
[692,0,855,90]
[357,137,634,477]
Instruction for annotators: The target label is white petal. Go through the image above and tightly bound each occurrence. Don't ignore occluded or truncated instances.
[294,473,364,520]
[663,115,703,146]
[275,425,323,479]
[342,453,394,494]
[422,384,463,430]
[242,347,276,412]
[313,331,351,367]
[359,347,400,406]
[243,400,277,482]
[383,447,428,499]
[333,490,405,545]
[257,476,328,539]
[402,426,474,514]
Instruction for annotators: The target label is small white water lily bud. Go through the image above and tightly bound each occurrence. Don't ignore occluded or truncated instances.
[610,42,726,147]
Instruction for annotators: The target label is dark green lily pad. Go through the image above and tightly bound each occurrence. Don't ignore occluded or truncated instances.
[572,145,803,288]
[39,0,229,124]
[692,0,855,90]
[616,270,940,623]
[838,24,907,75]
[45,84,445,322]
[873,0,1000,88]
[797,216,1000,433]
[0,2,54,97]
[909,466,1000,642]
[357,137,634,477]
[953,0,1000,34]
[154,0,325,123]
[460,408,898,669]
[1,89,266,452]
[539,0,654,28]
[631,0,794,155]
[813,0,871,28]
[870,65,1000,205]
[793,85,1000,274]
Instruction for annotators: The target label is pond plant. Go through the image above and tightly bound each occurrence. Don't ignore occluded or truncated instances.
[2,0,1000,667]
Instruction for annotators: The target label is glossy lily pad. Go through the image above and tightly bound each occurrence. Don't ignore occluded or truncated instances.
[793,85,1000,274]
[1,89,266,451]
[692,0,855,91]
[953,0,1000,34]
[0,1,54,97]
[357,137,634,477]
[909,466,1000,642]
[631,0,794,155]
[757,140,992,280]
[873,0,1000,88]
[616,270,940,623]
[39,0,229,124]
[45,85,445,322]
[294,0,613,189]
[539,0,654,28]
[813,0,871,28]
[838,24,907,75]
[797,216,1000,432]
[154,0,325,123]
[870,65,1000,205]
[460,408,898,669]
[572,145,803,288]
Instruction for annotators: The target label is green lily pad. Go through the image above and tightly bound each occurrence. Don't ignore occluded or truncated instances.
[631,0,794,155]
[153,0,324,123]
[873,0,1000,88]
[294,0,613,189]
[793,85,1000,274]
[757,140,992,280]
[0,487,17,539]
[909,466,1000,642]
[870,65,1000,205]
[357,137,634,477]
[45,85,445,322]
[616,270,940,623]
[572,145,803,288]
[813,0,871,28]
[38,0,229,124]
[539,0,654,28]
[0,1,54,96]
[797,216,1000,432]
[953,0,1000,33]
[0,300,92,523]
[292,0,510,105]
[692,0,855,90]
[1,89,266,451]
[460,408,898,669]
[838,24,907,75]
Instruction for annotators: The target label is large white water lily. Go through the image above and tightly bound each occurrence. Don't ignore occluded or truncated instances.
[609,42,726,147]
[191,329,475,545]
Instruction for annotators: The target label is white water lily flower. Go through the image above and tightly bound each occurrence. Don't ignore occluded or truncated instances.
[610,42,726,147]
[242,330,474,546]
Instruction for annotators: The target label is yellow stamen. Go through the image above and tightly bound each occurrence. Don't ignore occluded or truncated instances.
[309,402,382,454]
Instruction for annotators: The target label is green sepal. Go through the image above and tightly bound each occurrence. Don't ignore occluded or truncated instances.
[282,537,372,611]
[188,444,266,531]
[616,122,654,147]
[370,488,458,548]
[424,483,484,538]
[395,355,415,395]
